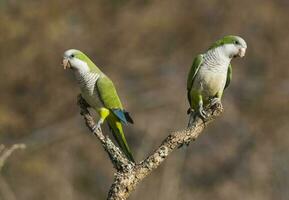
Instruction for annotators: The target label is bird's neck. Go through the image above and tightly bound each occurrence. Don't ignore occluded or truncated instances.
[203,47,231,72]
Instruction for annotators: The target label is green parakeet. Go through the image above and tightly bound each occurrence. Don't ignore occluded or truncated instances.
[62,49,134,161]
[187,35,247,121]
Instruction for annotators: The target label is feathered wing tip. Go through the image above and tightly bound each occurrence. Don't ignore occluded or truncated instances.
[111,109,134,124]
[107,118,135,162]
[122,144,135,162]
[124,111,134,124]
[113,129,135,162]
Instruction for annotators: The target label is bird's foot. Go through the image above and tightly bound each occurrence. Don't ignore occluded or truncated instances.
[209,97,221,107]
[188,109,207,127]
[209,97,223,115]
[92,119,104,132]
[187,105,208,127]
[197,105,208,119]
[91,124,101,132]
[188,106,208,125]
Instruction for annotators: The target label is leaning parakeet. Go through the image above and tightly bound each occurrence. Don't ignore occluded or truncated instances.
[62,49,134,161]
[187,35,247,122]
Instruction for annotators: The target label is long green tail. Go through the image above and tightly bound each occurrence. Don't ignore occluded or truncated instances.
[107,115,135,162]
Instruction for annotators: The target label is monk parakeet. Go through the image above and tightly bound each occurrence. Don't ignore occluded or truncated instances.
[187,35,247,120]
[62,49,134,161]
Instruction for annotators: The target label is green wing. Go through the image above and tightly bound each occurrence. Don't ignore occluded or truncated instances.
[97,74,135,161]
[97,74,133,123]
[96,74,123,109]
[187,54,203,103]
[224,64,232,89]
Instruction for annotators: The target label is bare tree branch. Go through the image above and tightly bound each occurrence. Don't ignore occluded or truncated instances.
[78,96,223,200]
[0,144,26,200]
[0,144,26,172]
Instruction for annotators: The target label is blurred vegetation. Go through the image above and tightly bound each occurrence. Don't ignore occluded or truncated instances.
[0,0,289,199]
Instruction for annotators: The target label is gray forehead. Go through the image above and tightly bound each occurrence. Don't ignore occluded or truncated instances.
[64,49,78,57]
[235,36,247,48]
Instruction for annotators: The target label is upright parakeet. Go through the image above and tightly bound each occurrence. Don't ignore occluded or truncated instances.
[62,49,134,161]
[187,35,247,122]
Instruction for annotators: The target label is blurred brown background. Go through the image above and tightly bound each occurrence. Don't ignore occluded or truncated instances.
[1,0,289,199]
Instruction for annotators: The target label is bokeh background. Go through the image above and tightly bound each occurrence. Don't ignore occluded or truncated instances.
[1,0,289,199]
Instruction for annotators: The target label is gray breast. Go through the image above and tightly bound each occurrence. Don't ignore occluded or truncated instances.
[193,48,231,98]
[75,72,103,109]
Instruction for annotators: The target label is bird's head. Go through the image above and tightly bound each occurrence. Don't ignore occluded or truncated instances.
[209,35,247,59]
[62,49,97,73]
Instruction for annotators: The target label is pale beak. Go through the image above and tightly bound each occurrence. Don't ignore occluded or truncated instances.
[238,48,246,57]
[62,58,70,70]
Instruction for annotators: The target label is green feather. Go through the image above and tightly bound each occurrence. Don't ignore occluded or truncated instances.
[96,75,123,109]
[96,75,134,161]
[73,50,101,73]
[187,54,203,105]
[225,64,232,89]
[208,35,240,50]
[107,115,134,162]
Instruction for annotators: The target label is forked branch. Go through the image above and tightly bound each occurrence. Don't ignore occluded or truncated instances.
[78,95,223,200]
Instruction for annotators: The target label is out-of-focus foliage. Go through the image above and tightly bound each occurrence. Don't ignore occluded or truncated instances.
[0,0,289,199]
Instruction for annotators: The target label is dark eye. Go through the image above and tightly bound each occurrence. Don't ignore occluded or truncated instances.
[234,40,240,45]
[70,54,75,58]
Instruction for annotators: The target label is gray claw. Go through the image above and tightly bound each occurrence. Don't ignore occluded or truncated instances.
[198,105,208,119]
[93,119,104,132]
[188,108,207,127]
[210,97,221,107]
[92,123,102,132]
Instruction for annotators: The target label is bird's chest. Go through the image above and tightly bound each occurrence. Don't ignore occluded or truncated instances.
[81,89,102,110]
[194,65,228,97]
[75,72,103,109]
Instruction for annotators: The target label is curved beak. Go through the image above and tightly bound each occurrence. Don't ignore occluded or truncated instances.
[62,58,71,70]
[238,48,246,57]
